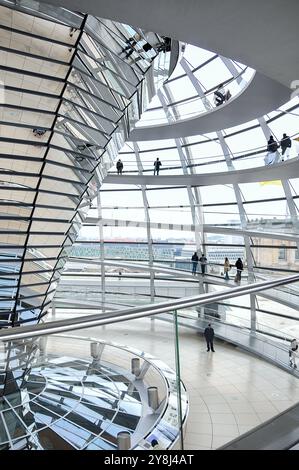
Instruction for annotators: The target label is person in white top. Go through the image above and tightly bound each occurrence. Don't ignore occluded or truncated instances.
[289,338,298,368]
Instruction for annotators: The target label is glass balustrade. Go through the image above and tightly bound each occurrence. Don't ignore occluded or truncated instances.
[0,270,299,450]
[0,333,187,450]
[108,133,299,175]
[133,67,253,126]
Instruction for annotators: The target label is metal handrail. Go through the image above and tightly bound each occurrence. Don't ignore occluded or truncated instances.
[175,308,290,345]
[116,130,299,165]
[1,274,299,341]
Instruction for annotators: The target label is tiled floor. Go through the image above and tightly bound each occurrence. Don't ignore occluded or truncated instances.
[59,314,299,450]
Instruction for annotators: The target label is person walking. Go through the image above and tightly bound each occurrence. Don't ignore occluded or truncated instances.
[191,252,199,275]
[204,323,215,352]
[199,253,207,275]
[235,258,243,283]
[289,338,298,369]
[154,158,162,175]
[223,257,231,280]
[280,133,292,161]
[264,135,280,165]
[116,159,123,175]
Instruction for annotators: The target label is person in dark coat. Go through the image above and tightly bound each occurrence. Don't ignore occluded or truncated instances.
[142,42,153,52]
[191,252,199,275]
[235,258,243,283]
[116,159,123,175]
[280,133,292,161]
[204,323,215,352]
[267,135,279,153]
[264,135,280,165]
[154,158,162,175]
[151,438,164,450]
[214,83,226,106]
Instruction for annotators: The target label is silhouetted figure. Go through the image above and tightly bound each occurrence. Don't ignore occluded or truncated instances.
[33,128,46,136]
[289,338,298,368]
[280,133,292,161]
[154,158,162,175]
[214,83,226,106]
[225,89,232,101]
[199,253,207,275]
[142,42,153,52]
[235,258,243,283]
[204,323,215,352]
[116,159,123,175]
[151,438,164,450]
[191,252,199,275]
[267,135,279,153]
[69,27,77,37]
[264,135,280,165]
[77,142,94,151]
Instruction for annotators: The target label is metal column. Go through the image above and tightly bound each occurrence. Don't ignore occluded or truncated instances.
[133,142,156,303]
[97,193,106,313]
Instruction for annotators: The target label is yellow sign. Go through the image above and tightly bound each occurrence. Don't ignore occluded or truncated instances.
[259,180,282,186]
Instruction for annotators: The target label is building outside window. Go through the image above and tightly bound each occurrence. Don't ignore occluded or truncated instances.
[278,245,287,260]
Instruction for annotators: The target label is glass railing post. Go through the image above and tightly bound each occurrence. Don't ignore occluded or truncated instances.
[51,301,56,318]
[172,309,184,450]
[250,294,256,333]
